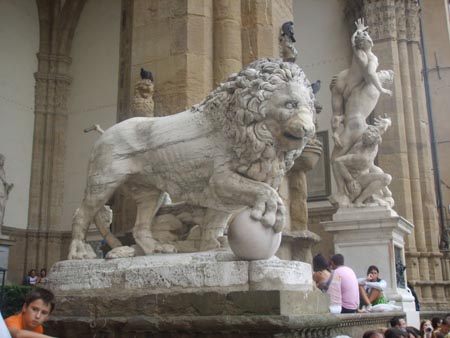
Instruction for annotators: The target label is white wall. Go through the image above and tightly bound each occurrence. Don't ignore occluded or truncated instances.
[293,0,351,202]
[294,0,351,133]
[0,1,39,228]
[62,0,121,230]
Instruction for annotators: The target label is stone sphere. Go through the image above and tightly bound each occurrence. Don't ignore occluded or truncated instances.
[228,208,282,260]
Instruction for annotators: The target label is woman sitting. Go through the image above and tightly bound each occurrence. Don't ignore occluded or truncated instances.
[312,254,342,313]
[358,265,387,308]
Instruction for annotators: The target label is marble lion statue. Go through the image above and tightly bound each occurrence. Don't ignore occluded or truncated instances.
[68,58,316,260]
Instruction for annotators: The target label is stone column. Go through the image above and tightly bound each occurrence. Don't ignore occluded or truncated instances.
[30,54,71,231]
[213,1,242,86]
[29,0,86,230]
[241,0,294,66]
[418,0,450,307]
[24,0,86,278]
[116,0,134,122]
[281,142,322,264]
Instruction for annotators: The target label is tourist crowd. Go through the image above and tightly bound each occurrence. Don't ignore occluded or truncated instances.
[314,253,450,337]
[360,314,450,337]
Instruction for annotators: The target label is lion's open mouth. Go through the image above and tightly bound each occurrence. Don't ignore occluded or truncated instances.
[284,132,305,140]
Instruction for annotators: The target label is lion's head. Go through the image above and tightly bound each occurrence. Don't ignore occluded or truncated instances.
[196,58,316,188]
[134,79,154,99]
[131,79,155,117]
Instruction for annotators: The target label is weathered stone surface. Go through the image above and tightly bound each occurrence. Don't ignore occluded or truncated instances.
[44,310,401,338]
[46,251,338,337]
[49,251,314,295]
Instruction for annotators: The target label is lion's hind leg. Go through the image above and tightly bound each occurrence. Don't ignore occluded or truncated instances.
[68,180,124,260]
[198,209,231,251]
[132,189,176,254]
[68,206,98,260]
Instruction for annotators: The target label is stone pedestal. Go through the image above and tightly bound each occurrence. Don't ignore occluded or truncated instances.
[322,206,419,327]
[0,233,13,279]
[45,250,335,337]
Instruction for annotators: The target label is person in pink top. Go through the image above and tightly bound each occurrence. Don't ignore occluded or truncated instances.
[330,254,360,313]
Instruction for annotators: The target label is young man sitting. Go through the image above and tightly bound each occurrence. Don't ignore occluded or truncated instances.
[5,288,57,338]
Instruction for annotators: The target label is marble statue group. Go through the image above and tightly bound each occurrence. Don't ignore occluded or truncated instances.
[68,18,395,261]
[330,19,394,208]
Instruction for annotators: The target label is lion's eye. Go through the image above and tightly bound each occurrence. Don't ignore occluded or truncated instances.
[285,101,298,109]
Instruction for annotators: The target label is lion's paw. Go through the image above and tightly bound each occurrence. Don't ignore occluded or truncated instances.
[105,246,136,259]
[68,239,97,260]
[199,239,221,251]
[155,243,177,253]
[251,193,286,232]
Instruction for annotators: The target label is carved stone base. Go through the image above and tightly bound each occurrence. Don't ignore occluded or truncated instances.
[46,250,334,337]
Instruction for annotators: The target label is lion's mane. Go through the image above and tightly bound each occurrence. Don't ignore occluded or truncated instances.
[192,58,314,188]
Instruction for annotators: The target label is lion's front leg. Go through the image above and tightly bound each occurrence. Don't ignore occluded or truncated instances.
[210,172,285,233]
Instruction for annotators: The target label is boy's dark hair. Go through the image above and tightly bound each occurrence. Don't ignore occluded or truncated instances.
[24,288,55,313]
[312,254,330,272]
[362,329,383,338]
[367,265,379,274]
[384,328,408,338]
[390,316,405,328]
[330,254,344,266]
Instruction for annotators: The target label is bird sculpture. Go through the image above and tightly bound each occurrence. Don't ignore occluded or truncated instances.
[281,21,296,43]
[140,68,154,81]
[311,80,321,95]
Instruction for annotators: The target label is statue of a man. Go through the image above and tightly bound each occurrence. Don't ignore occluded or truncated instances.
[331,117,394,207]
[0,154,14,225]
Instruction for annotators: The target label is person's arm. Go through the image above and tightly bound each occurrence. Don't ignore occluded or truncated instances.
[9,327,57,338]
[358,277,368,285]
[364,279,387,291]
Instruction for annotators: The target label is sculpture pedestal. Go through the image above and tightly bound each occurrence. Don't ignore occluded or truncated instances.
[46,250,335,337]
[0,232,13,279]
[278,230,321,264]
[322,206,419,327]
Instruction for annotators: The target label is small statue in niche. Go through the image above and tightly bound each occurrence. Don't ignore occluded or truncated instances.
[329,18,395,207]
[395,260,407,289]
[0,154,14,225]
[279,21,298,63]
[131,68,155,117]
